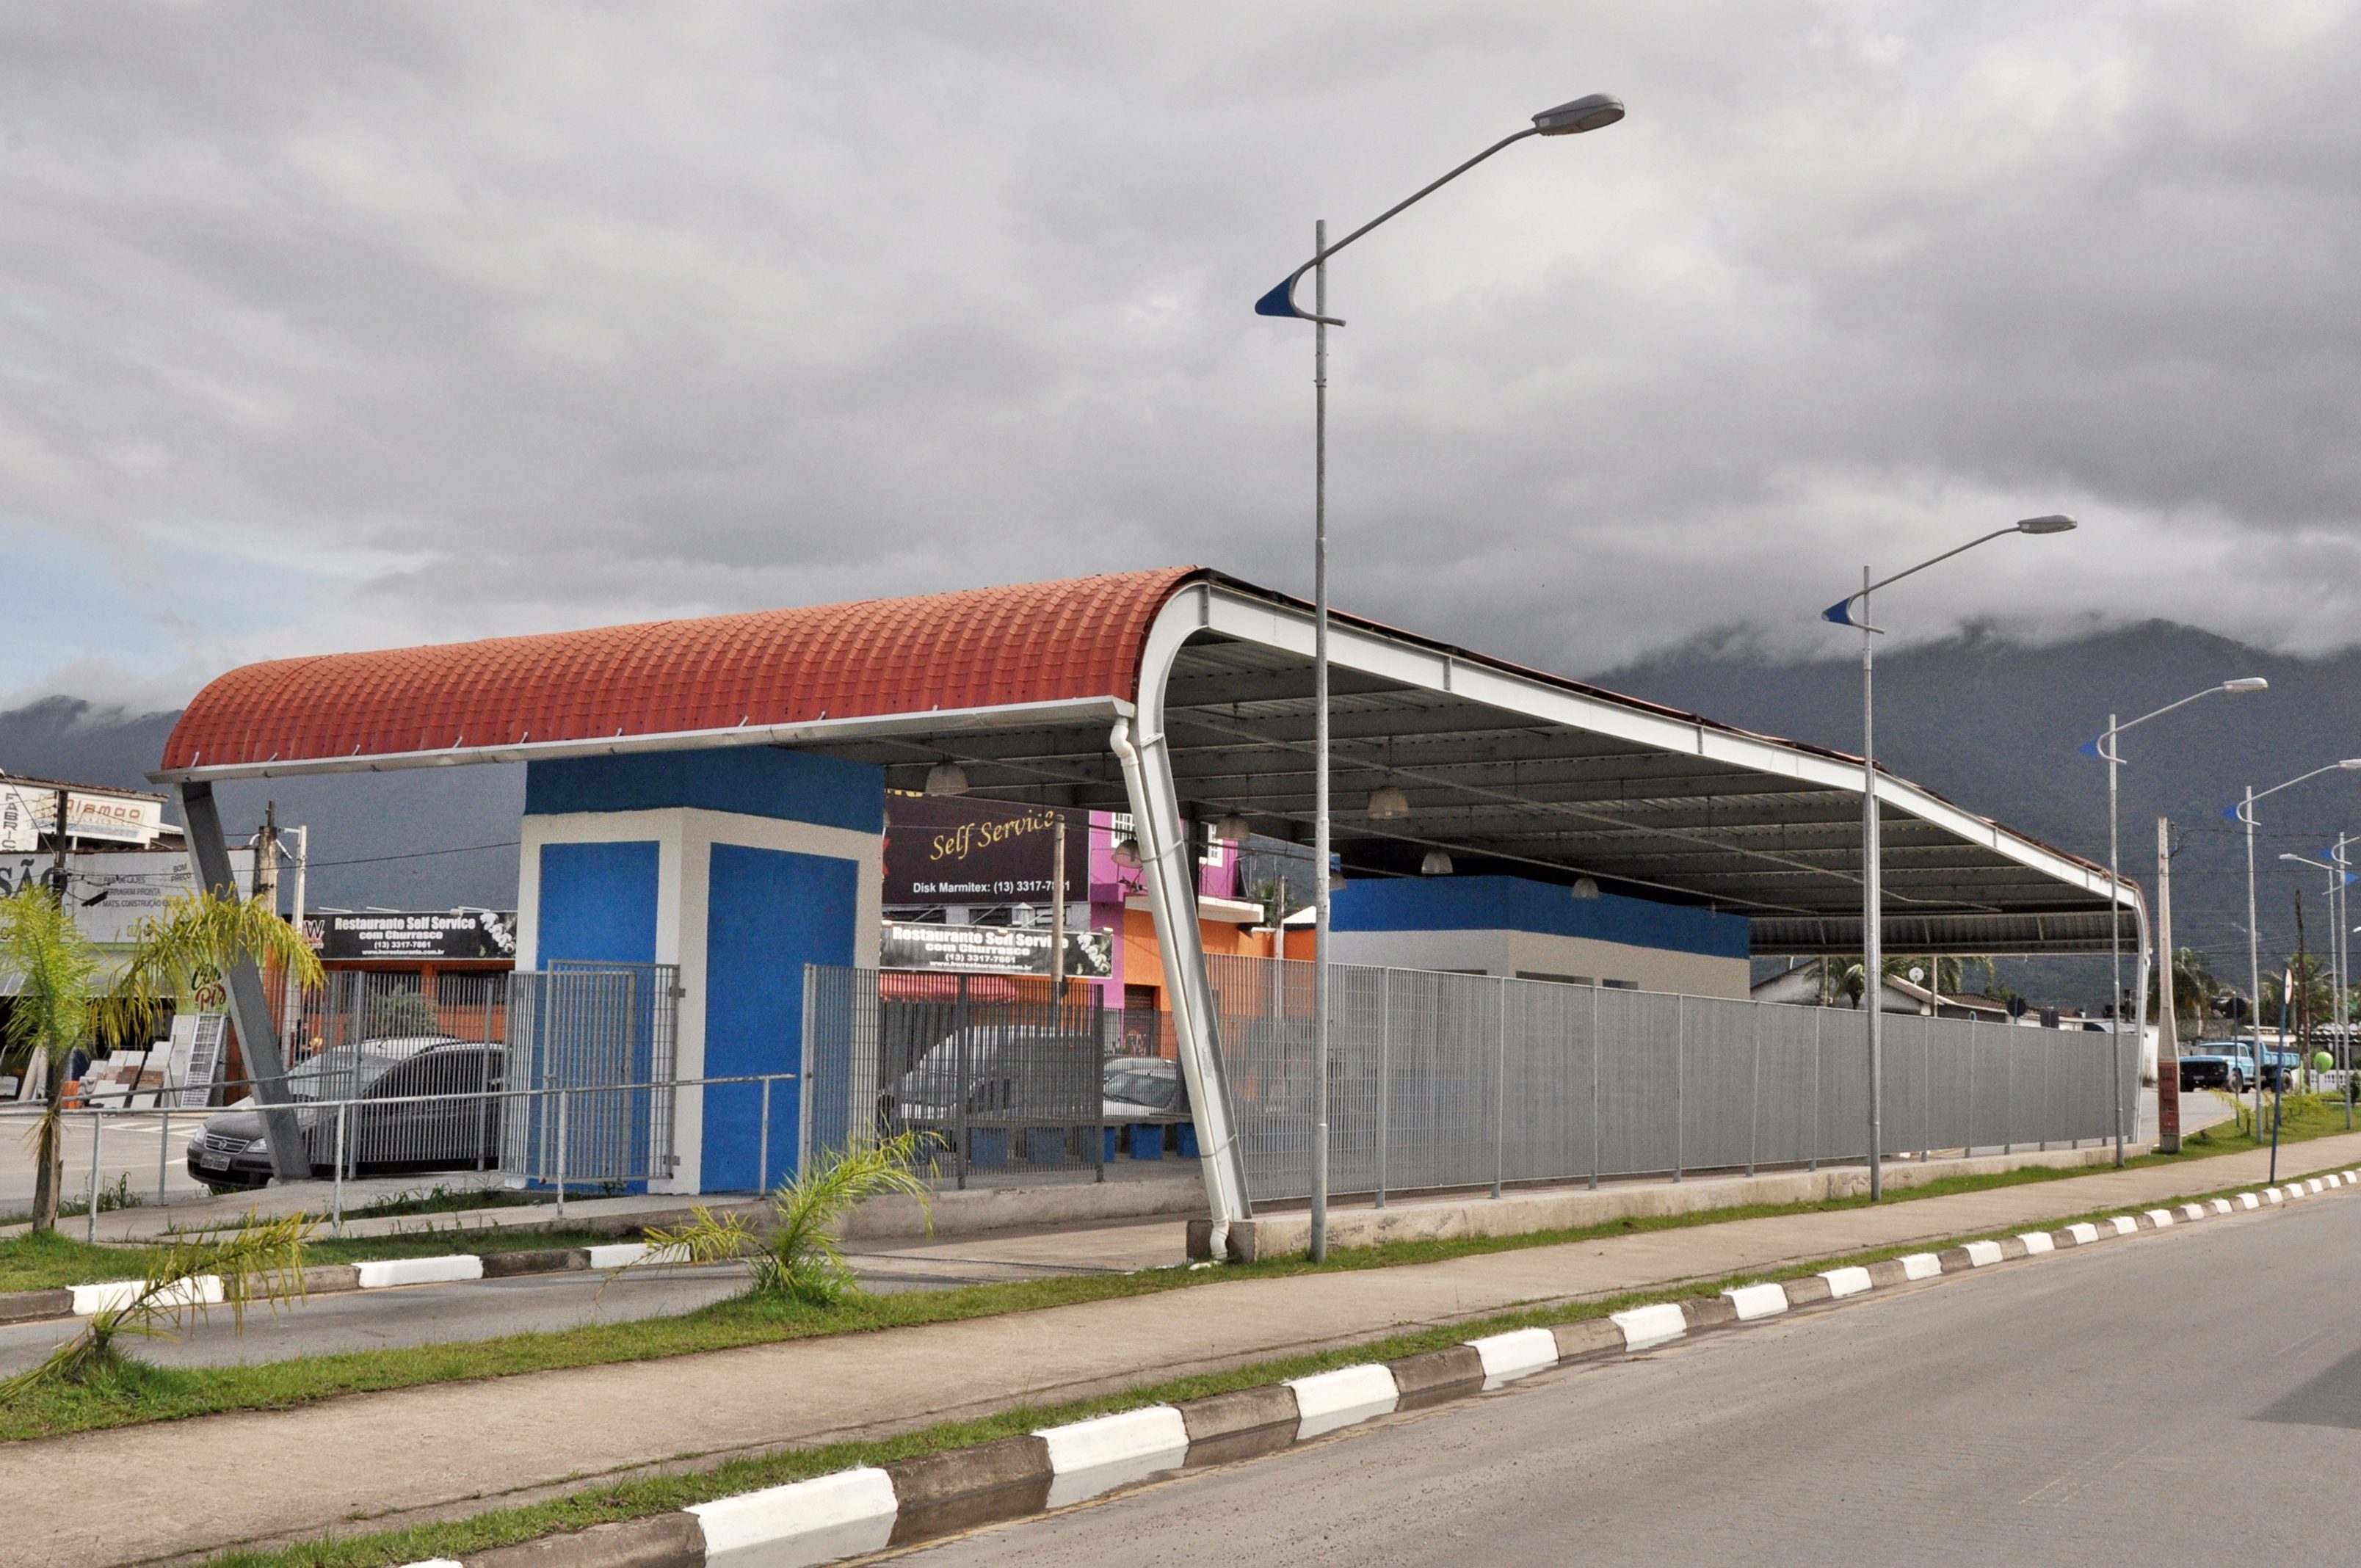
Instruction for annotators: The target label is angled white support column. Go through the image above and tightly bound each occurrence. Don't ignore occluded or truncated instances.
[178,781,309,1183]
[1111,717,1252,1249]
[1115,595,1255,1250]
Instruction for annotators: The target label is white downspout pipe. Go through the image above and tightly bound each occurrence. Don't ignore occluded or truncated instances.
[1111,718,1251,1257]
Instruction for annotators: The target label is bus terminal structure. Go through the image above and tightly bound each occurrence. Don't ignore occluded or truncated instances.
[154,567,2141,1249]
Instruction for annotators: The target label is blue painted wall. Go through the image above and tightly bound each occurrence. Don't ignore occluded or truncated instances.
[536,840,661,965]
[526,748,884,835]
[1331,875,1749,959]
[703,843,860,1191]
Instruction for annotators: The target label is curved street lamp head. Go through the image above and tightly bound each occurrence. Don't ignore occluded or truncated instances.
[2224,677,2270,694]
[1533,93,1625,135]
[2015,514,2078,534]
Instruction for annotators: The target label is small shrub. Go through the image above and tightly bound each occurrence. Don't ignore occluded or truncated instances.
[637,1134,933,1308]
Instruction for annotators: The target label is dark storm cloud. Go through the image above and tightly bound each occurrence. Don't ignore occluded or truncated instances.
[4,1,2358,703]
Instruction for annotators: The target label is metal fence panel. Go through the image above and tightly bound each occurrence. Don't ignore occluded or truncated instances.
[798,957,2130,1208]
[800,969,1107,1186]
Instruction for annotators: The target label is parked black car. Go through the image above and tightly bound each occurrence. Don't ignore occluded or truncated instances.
[186,1038,504,1191]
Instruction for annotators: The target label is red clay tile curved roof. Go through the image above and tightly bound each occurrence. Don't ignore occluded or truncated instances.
[162,567,1207,773]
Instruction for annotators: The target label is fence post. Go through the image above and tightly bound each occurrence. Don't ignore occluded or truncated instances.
[954,974,970,1191]
[2039,1033,2050,1152]
[1492,976,1507,1199]
[1747,1005,1761,1178]
[1589,983,1601,1190]
[1375,973,1390,1209]
[332,1102,347,1236]
[556,1089,569,1219]
[86,1109,104,1244]
[1921,1025,1932,1162]
[2005,1029,2014,1154]
[156,1103,172,1205]
[1674,994,1685,1183]
[1966,1017,1976,1156]
[1809,1006,1821,1172]
[759,1075,772,1195]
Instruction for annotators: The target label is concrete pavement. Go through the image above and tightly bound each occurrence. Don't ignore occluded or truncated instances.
[18,1130,2361,1568]
[901,1155,2361,1564]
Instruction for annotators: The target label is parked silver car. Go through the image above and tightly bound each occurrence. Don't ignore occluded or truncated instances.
[186,1037,504,1191]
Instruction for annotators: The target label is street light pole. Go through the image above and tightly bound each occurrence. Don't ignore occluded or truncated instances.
[2228,758,2361,1141]
[1823,515,2075,1201]
[1258,92,1624,1261]
[2088,678,2267,1166]
[2338,833,2355,1129]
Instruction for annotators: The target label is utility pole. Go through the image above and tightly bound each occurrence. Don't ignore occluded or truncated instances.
[1050,814,1067,1000]
[2155,816,2180,1153]
[47,786,70,901]
[280,824,310,1060]
[253,801,280,912]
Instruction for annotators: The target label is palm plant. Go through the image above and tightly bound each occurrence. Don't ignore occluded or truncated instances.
[1,885,102,1233]
[1,1211,312,1397]
[637,1133,934,1307]
[0,885,322,1234]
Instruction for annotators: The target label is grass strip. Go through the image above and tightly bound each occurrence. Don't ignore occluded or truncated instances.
[186,1160,2340,1568]
[0,1226,636,1295]
[5,1106,2354,1443]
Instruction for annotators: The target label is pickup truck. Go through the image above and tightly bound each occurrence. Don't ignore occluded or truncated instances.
[2186,1038,2306,1091]
[2178,1042,2258,1093]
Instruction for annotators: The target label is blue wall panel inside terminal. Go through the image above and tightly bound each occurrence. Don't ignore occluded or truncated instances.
[525,748,885,835]
[535,840,660,965]
[1332,875,1749,959]
[703,842,859,1191]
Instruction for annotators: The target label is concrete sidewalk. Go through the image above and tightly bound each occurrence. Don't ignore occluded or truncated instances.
[27,1132,2361,1568]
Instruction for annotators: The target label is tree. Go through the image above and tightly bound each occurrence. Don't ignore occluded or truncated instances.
[0,886,322,1235]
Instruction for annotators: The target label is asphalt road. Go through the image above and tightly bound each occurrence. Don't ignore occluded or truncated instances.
[899,1186,2361,1565]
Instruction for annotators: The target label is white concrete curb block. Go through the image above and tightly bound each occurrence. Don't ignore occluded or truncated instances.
[2238,1192,2261,1209]
[1284,1365,1399,1441]
[2016,1232,2055,1255]
[1037,1406,1189,1506]
[1820,1266,1874,1299]
[1724,1282,1789,1321]
[1468,1328,1560,1388]
[2106,1216,2139,1236]
[2266,1188,2285,1205]
[2065,1222,2100,1244]
[1898,1253,1941,1281]
[2180,1204,2205,1220]
[355,1255,484,1289]
[2144,1209,2174,1227]
[586,1243,650,1269]
[70,1275,223,1317]
[689,1466,897,1567]
[1611,1302,1689,1351]
[2211,1198,2234,1214]
[2309,1178,2325,1194]
[1961,1241,2004,1268]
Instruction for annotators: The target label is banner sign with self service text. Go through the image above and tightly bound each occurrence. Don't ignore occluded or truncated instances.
[883,795,1089,904]
[879,919,1112,977]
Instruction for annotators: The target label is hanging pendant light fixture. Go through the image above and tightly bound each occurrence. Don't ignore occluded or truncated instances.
[1366,785,1411,820]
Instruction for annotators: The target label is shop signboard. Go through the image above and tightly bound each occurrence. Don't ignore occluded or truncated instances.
[879,919,1112,977]
[883,795,1089,904]
[0,850,255,943]
[316,910,519,962]
[0,782,167,849]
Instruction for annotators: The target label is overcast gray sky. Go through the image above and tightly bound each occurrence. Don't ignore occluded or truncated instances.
[5,1,2358,709]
